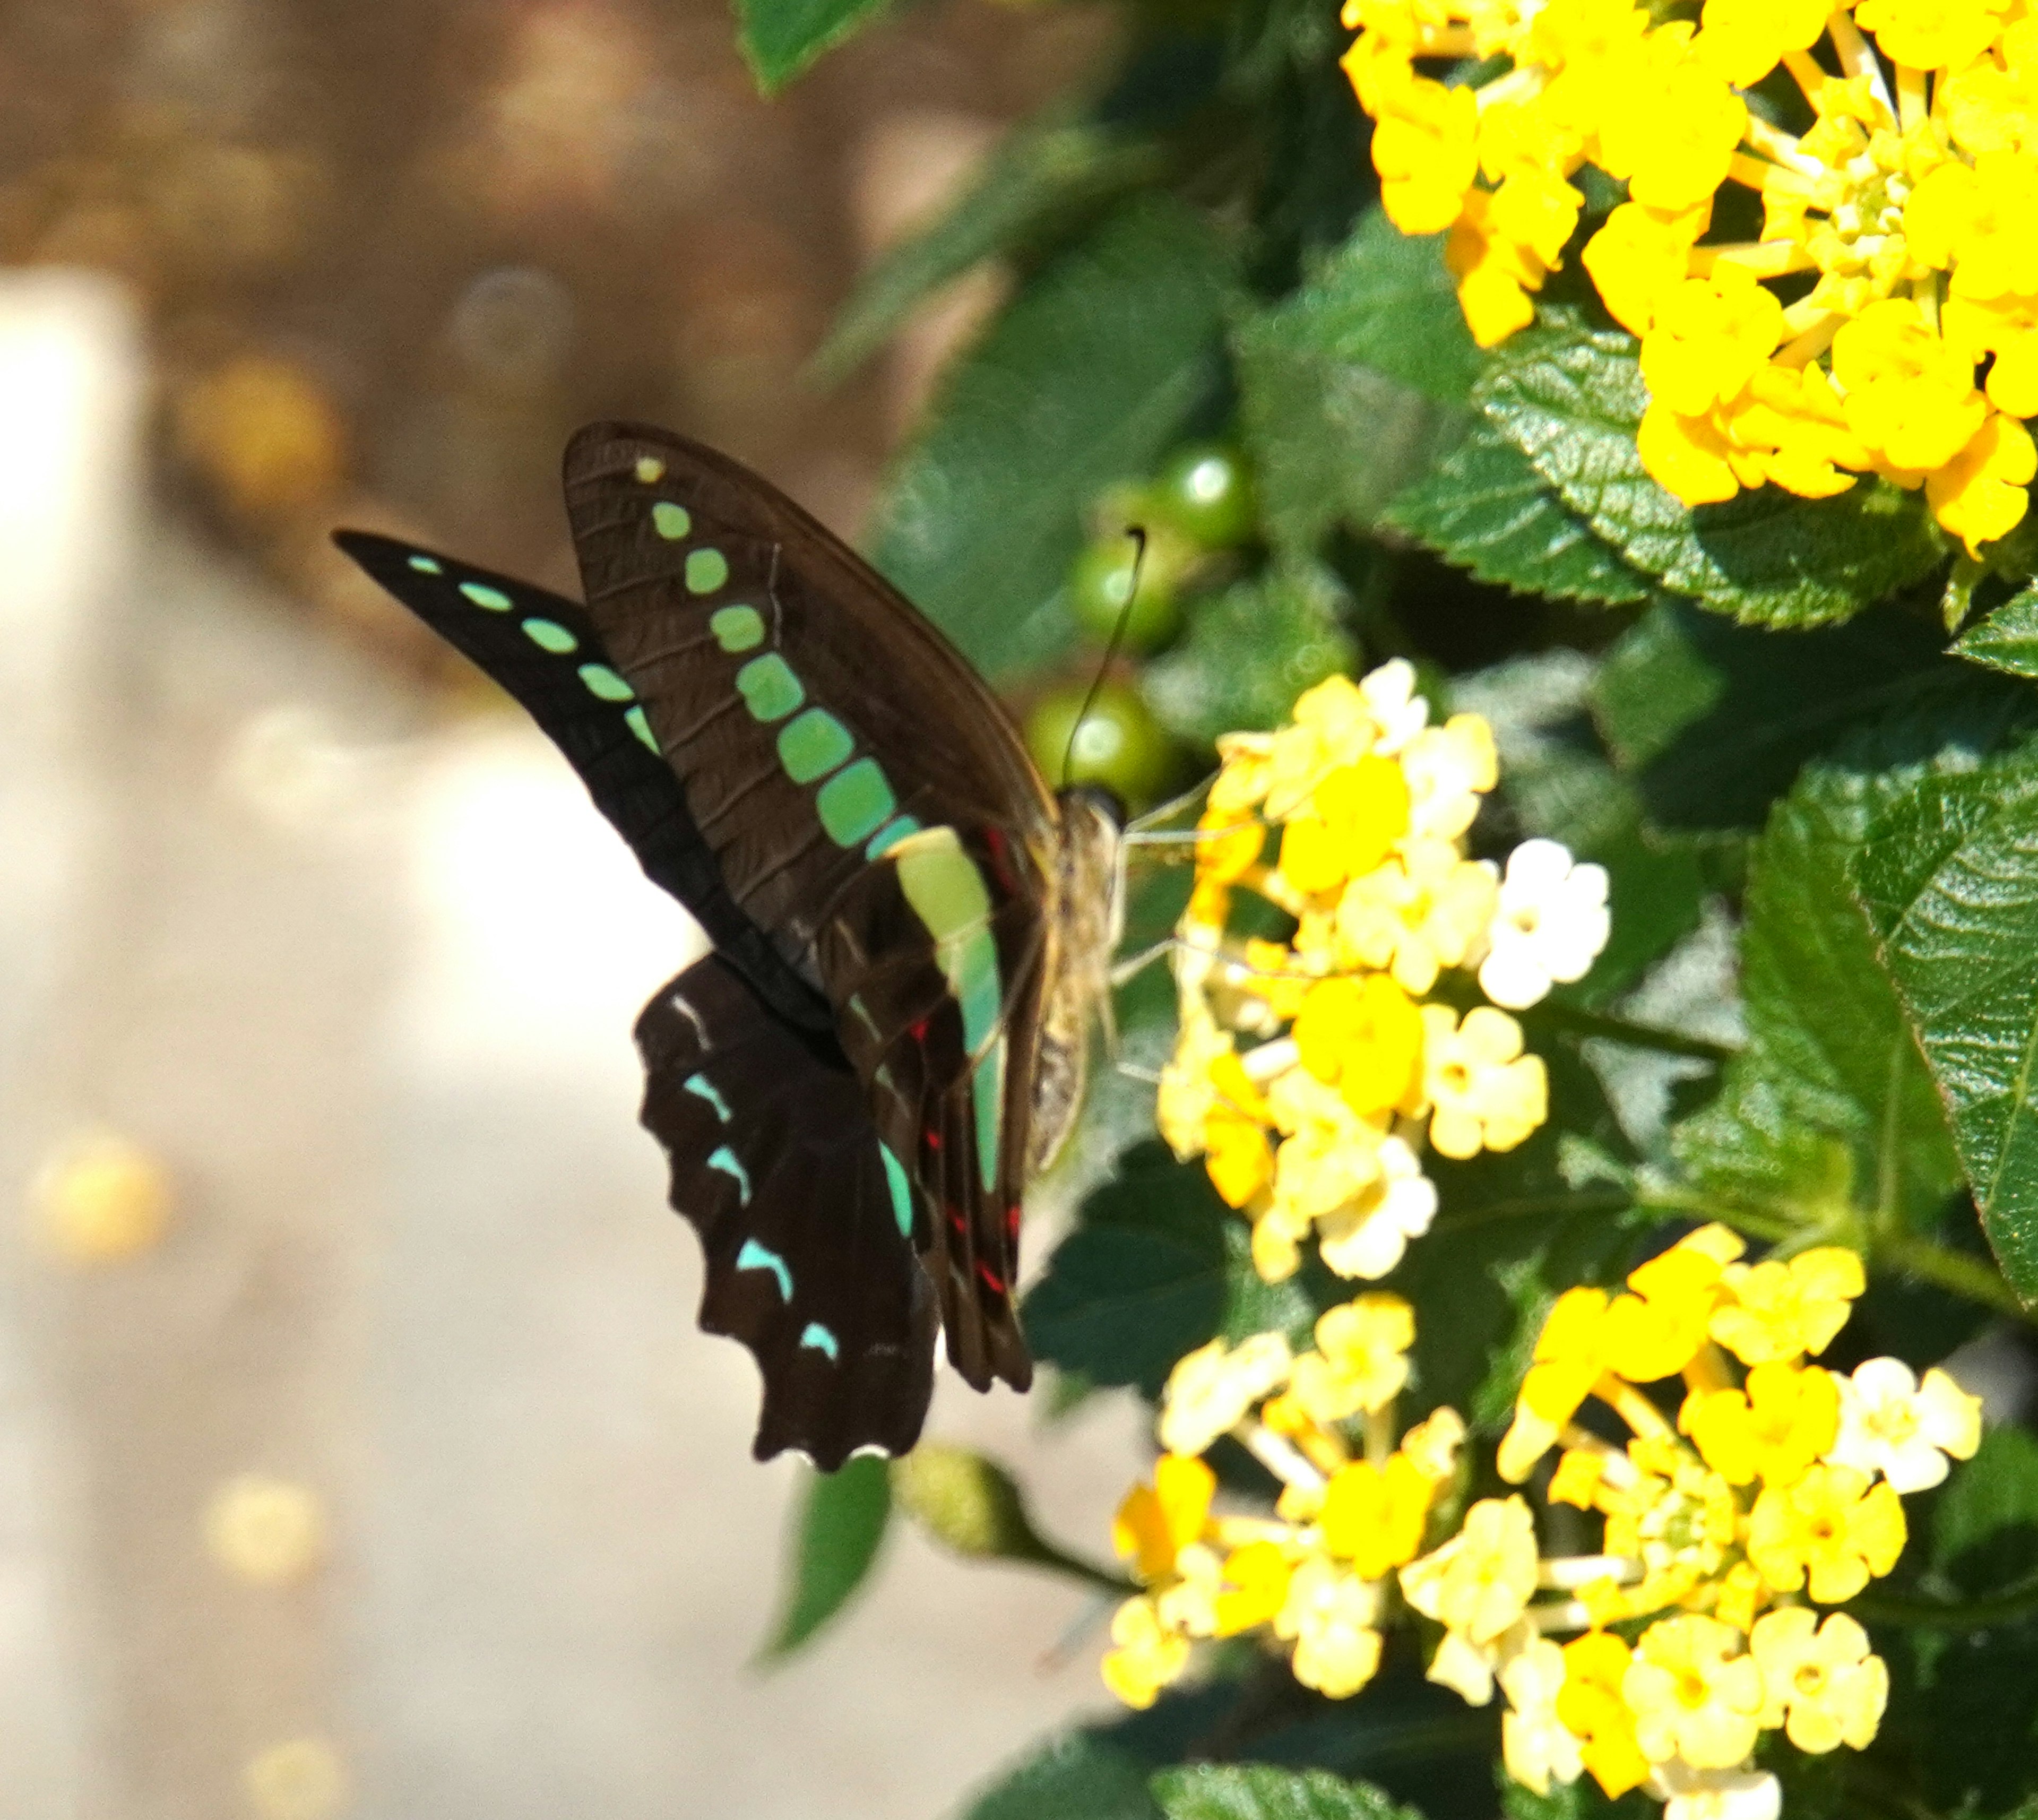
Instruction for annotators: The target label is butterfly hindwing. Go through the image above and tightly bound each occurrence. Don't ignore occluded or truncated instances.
[638,954,936,1468]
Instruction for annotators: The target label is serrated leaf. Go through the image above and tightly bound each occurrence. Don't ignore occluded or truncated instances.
[1022,1144,1323,1398]
[1143,564,1357,748]
[811,117,1165,383]
[1591,600,1948,832]
[735,0,888,90]
[1381,417,1650,607]
[1152,1765,1421,1820]
[1478,320,1945,627]
[1956,584,2038,678]
[1670,709,1970,1229]
[757,1455,890,1660]
[870,198,1232,683]
[1853,743,2038,1296]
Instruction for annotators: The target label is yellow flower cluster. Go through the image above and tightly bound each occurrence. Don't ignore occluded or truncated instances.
[1341,0,2038,551]
[1101,1231,1984,1820]
[1101,1291,1471,1707]
[1156,662,1608,1285]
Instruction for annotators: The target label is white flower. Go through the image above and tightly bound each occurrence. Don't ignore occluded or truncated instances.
[1428,1614,1534,1707]
[1358,658,1429,756]
[1316,1135,1438,1278]
[1646,1761,1782,1820]
[1500,1636,1585,1796]
[1157,1332,1293,1456]
[1478,839,1611,1010]
[1825,1358,1983,1494]
[1400,714,1498,843]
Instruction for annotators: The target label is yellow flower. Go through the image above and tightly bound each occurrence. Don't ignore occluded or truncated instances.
[1501,1636,1587,1795]
[1334,840,1498,995]
[1113,1453,1216,1582]
[1156,1008,1232,1160]
[1499,1286,1613,1482]
[1748,1607,1889,1752]
[1693,0,1830,84]
[1315,1133,1439,1279]
[1710,1246,1864,1365]
[1276,1556,1386,1697]
[1215,1539,1295,1635]
[1594,28,1749,213]
[1279,756,1412,894]
[1583,201,1714,335]
[1746,1462,1906,1602]
[1622,1614,1765,1769]
[1319,1451,1434,1576]
[1600,1223,1745,1384]
[1679,1361,1841,1486]
[1264,676,1382,820]
[1446,179,1582,348]
[1855,0,2013,73]
[1101,1595,1193,1708]
[1400,1494,1539,1642]
[1559,1632,1653,1799]
[1400,1403,1467,1481]
[1159,1333,1294,1456]
[1420,1003,1548,1159]
[1400,714,1498,842]
[1290,1293,1417,1422]
[1368,74,1482,234]
[1293,974,1424,1117]
[1929,409,2038,554]
[1829,299,1989,475]
[1641,263,1785,416]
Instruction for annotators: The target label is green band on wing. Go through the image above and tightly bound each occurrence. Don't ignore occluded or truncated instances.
[652,500,692,540]
[708,1145,753,1205]
[878,1142,914,1239]
[799,1322,840,1360]
[407,554,443,574]
[710,605,764,652]
[866,816,922,860]
[737,654,804,722]
[459,581,513,610]
[522,617,577,654]
[578,663,636,702]
[816,757,895,847]
[683,1072,732,1123]
[686,548,730,594]
[895,830,1005,1193]
[624,706,660,753]
[778,709,854,784]
[736,1236,791,1301]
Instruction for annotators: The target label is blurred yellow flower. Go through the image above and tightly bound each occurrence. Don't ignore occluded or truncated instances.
[1746,1462,1905,1601]
[1319,1451,1433,1577]
[1560,1632,1653,1798]
[1113,1453,1216,1582]
[1420,1004,1548,1159]
[1101,1597,1194,1709]
[35,1131,172,1265]
[1289,1293,1416,1421]
[1748,1606,1888,1752]
[243,1738,348,1820]
[205,1474,329,1587]
[1624,1614,1765,1769]
[1401,1494,1540,1642]
[1160,1333,1294,1456]
[1711,1247,1865,1365]
[1276,1556,1386,1696]
[1679,1361,1841,1487]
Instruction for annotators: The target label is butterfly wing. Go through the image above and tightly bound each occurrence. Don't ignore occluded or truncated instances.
[639,954,935,1468]
[561,424,1064,1393]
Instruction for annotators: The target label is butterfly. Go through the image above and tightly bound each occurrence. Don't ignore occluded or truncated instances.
[336,422,1124,1469]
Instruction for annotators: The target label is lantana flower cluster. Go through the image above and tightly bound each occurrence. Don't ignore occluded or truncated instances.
[1156,660,1610,1285]
[1101,1231,1984,1820]
[1341,0,2038,551]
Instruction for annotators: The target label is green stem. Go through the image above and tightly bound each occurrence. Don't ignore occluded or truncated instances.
[1527,1003,1738,1065]
[1879,1232,2035,1324]
[1632,1185,1796,1245]
[1851,1569,2038,1630]
[1435,1189,1633,1230]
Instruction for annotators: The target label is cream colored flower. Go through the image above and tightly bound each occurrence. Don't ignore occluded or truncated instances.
[1159,1333,1294,1456]
[1624,1615,1764,1769]
[1825,1358,1983,1493]
[1401,1494,1539,1642]
[1420,1004,1548,1158]
[1289,1293,1416,1421]
[1335,840,1499,995]
[1399,713,1498,842]
[1646,1761,1782,1820]
[1358,657,1430,755]
[1316,1135,1439,1278]
[1478,838,1612,1009]
[1748,1607,1888,1753]
[1501,1635,1587,1795]
[1276,1556,1386,1697]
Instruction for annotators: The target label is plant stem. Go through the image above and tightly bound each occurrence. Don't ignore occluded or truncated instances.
[1434,1189,1634,1230]
[1527,1002,1738,1065]
[1879,1232,2035,1324]
[1851,1569,2038,1629]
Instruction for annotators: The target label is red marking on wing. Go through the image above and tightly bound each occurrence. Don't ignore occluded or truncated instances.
[981,826,1020,894]
[975,1261,1005,1293]
[1005,1204,1022,1243]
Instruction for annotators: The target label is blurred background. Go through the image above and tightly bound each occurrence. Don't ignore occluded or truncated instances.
[0,1,1152,1815]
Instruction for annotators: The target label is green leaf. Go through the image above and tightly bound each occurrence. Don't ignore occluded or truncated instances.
[811,117,1165,383]
[1955,583,2038,678]
[1853,739,2038,1296]
[1934,1425,2038,1591]
[1669,706,1971,1230]
[870,198,1233,684]
[1022,1143,1323,1399]
[1142,564,1357,748]
[1590,600,1947,832]
[757,1455,890,1659]
[1231,209,1478,557]
[734,0,888,90]
[1478,320,1945,628]
[1381,418,1650,608]
[1151,1765,1421,1820]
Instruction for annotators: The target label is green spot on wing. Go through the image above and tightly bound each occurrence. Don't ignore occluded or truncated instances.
[521,617,578,654]
[737,654,805,722]
[778,709,854,783]
[683,1072,732,1123]
[407,554,443,574]
[459,581,514,611]
[816,758,896,846]
[896,832,992,942]
[711,1146,754,1206]
[624,706,660,753]
[711,605,765,652]
[652,500,693,540]
[686,548,731,594]
[578,662,636,702]
[866,816,922,859]
[634,456,666,484]
[878,1142,914,1239]
[799,1322,840,1360]
[736,1235,790,1299]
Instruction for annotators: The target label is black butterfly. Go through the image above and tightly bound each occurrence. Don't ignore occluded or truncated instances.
[337,424,1122,1469]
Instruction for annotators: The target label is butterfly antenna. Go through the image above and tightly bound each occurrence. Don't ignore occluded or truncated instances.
[1061,527,1147,790]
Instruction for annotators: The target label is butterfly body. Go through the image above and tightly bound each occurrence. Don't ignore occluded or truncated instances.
[337,422,1119,1468]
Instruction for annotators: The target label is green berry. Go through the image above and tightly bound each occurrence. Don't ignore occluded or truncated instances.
[1152,442,1257,548]
[1067,536,1182,652]
[1024,680,1175,809]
